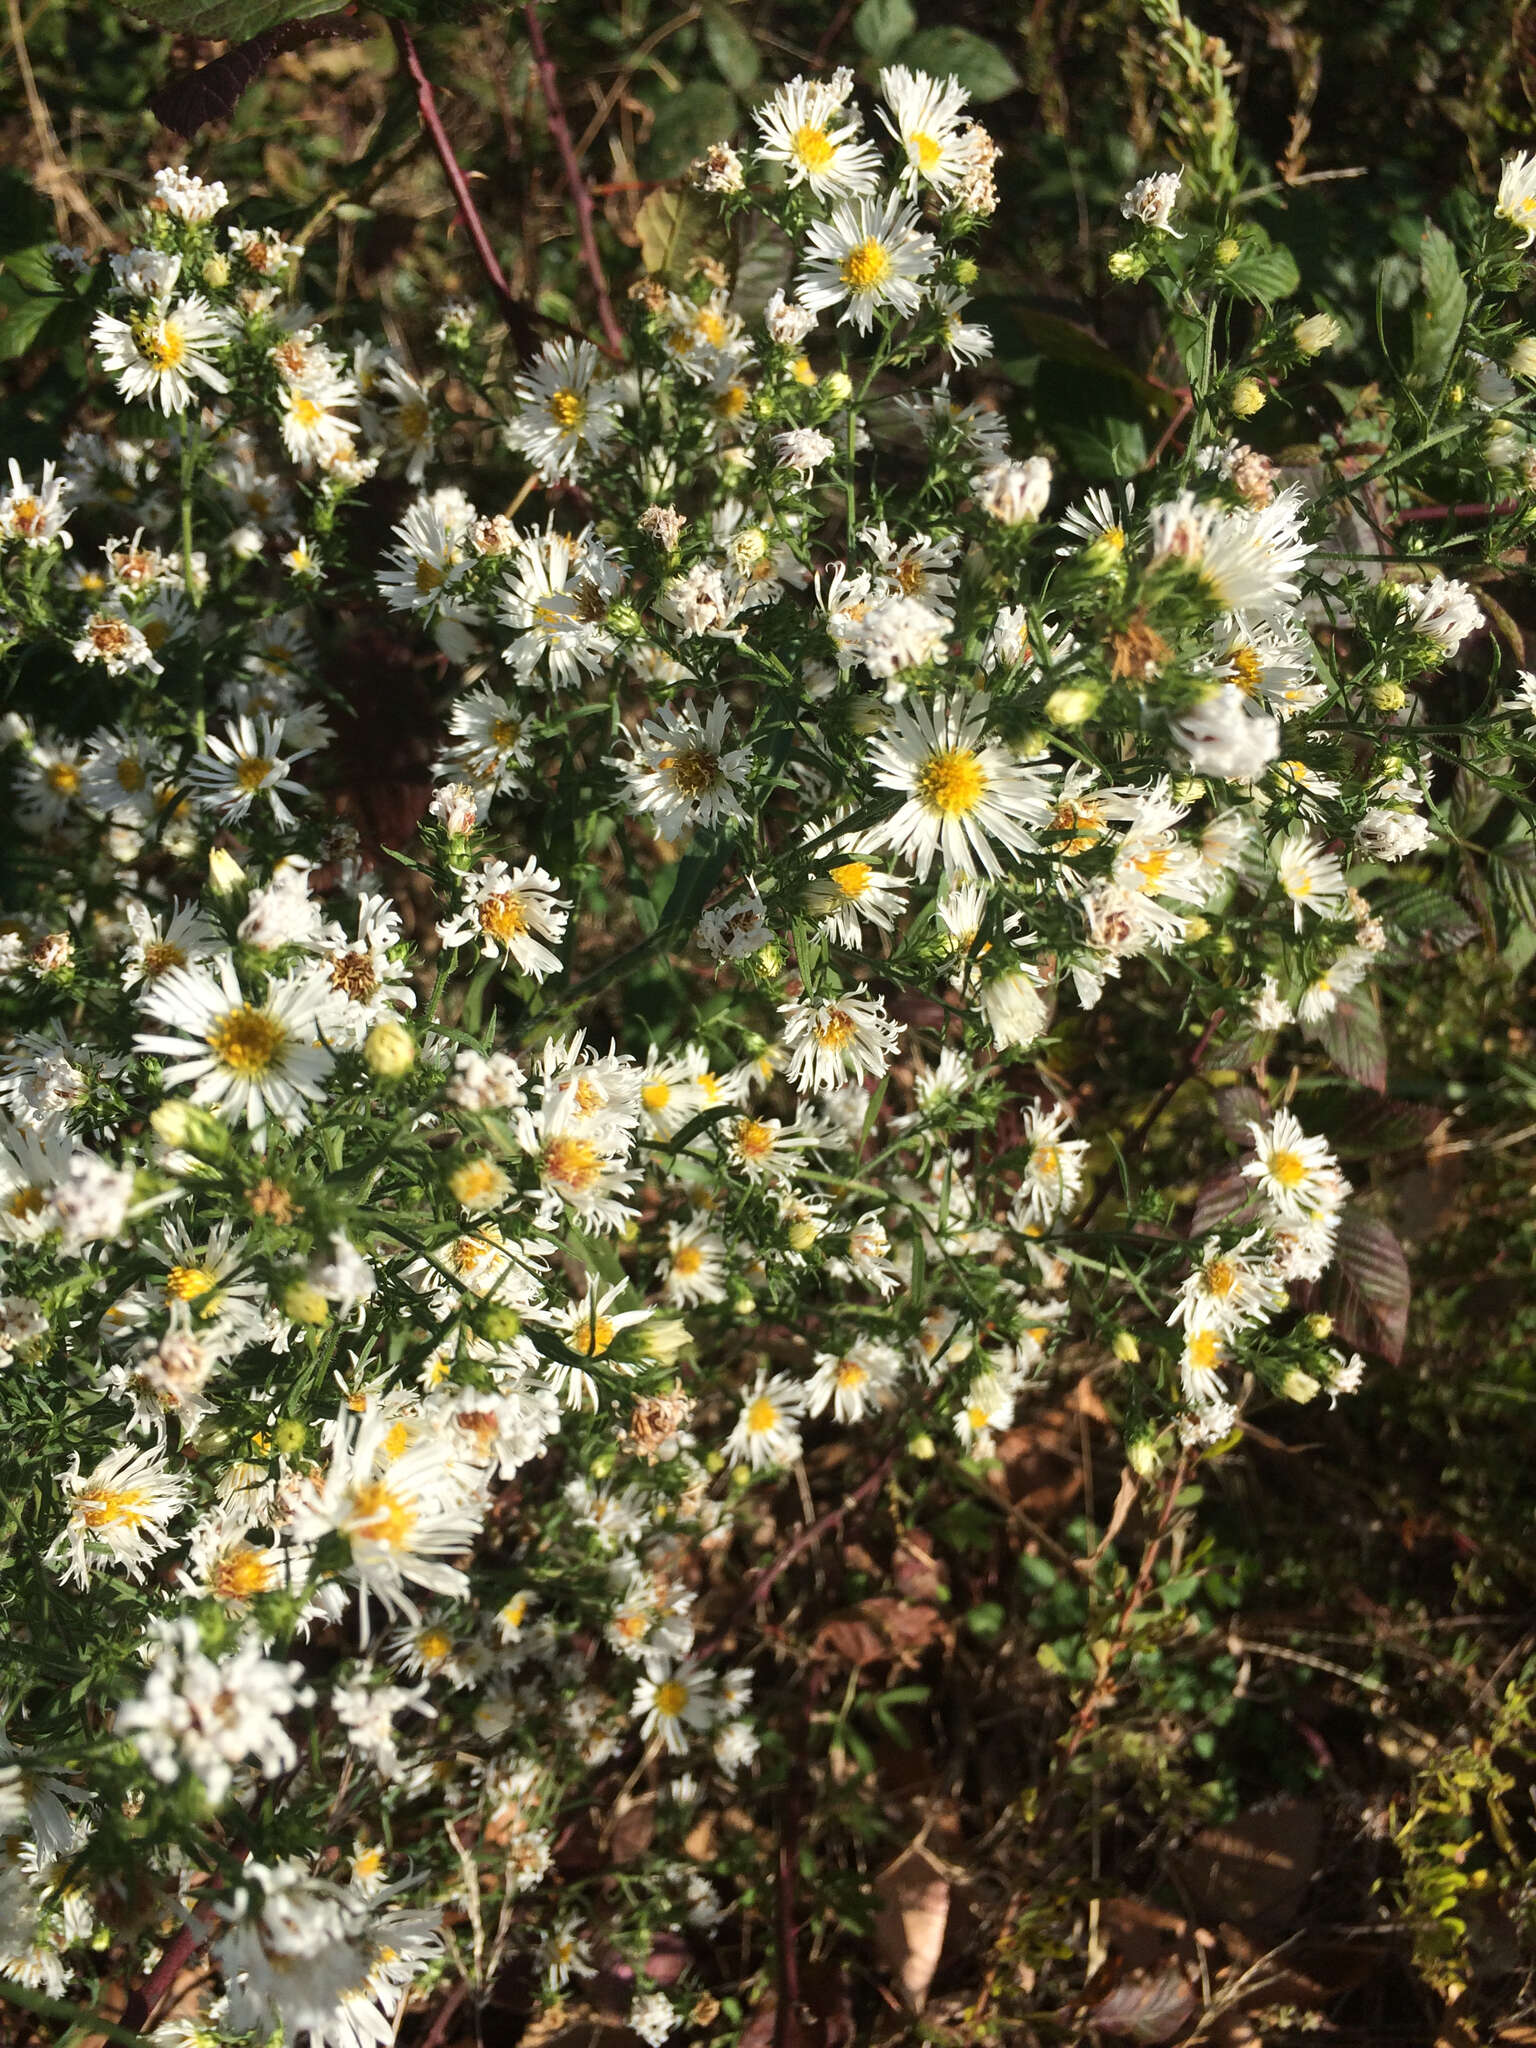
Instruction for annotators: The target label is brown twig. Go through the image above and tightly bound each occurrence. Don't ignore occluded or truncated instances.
[692,1447,900,1663]
[1393,496,1519,525]
[521,2,626,358]
[1072,1008,1226,1233]
[390,20,539,355]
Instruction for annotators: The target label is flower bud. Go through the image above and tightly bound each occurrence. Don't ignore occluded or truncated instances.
[1368,680,1406,712]
[1280,1368,1320,1403]
[1229,376,1267,418]
[272,1418,307,1457]
[1214,236,1241,266]
[207,847,246,896]
[907,1432,936,1460]
[364,1019,415,1078]
[201,252,231,290]
[1182,914,1210,942]
[1508,335,1536,381]
[1305,1313,1333,1339]
[1292,311,1341,356]
[1107,248,1147,282]
[1126,1429,1161,1477]
[283,1281,330,1326]
[823,369,853,404]
[588,1451,615,1481]
[1044,684,1100,728]
[480,1304,523,1343]
[150,1100,229,1159]
[952,257,979,287]
[1111,1330,1141,1363]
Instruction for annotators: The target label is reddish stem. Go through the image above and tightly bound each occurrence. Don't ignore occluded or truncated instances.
[390,21,538,354]
[521,2,625,358]
[1393,496,1519,524]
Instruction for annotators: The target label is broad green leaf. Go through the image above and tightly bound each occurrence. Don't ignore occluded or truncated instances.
[976,300,1181,414]
[897,26,1020,103]
[121,0,339,39]
[0,258,67,363]
[644,79,739,178]
[1223,238,1301,307]
[0,173,53,257]
[702,5,759,92]
[1035,358,1149,478]
[853,0,916,61]
[1408,220,1467,391]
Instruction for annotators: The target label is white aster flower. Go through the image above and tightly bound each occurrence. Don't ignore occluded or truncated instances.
[92,294,231,413]
[136,955,335,1141]
[878,64,973,196]
[507,338,623,480]
[753,73,880,199]
[725,1369,806,1468]
[1272,828,1349,928]
[186,713,311,829]
[436,857,569,980]
[49,1441,192,1588]
[797,190,938,334]
[618,699,753,839]
[1496,150,1536,246]
[1241,1107,1344,1221]
[866,691,1056,879]
[780,989,901,1095]
[1121,169,1184,235]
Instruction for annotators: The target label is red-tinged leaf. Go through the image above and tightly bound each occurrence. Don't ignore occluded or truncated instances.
[1312,990,1387,1093]
[1214,1085,1266,1146]
[150,12,361,138]
[1189,1166,1260,1239]
[1329,1096,1446,1159]
[1089,1963,1200,2042]
[1328,1209,1411,1363]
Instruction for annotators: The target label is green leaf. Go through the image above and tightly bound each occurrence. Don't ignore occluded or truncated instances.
[0,260,67,363]
[0,172,53,257]
[1409,220,1467,391]
[702,5,759,92]
[964,1601,1005,1641]
[897,26,1020,102]
[853,0,916,61]
[1223,238,1301,307]
[123,0,338,38]
[644,79,740,178]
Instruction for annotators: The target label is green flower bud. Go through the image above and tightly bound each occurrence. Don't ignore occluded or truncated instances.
[364,1019,415,1078]
[283,1281,330,1327]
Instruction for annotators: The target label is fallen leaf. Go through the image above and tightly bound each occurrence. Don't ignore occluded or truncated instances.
[1173,1798,1322,1930]
[873,1843,951,2011]
[1088,1962,1200,2042]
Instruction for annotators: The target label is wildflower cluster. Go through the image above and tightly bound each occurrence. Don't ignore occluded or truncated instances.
[1,58,1534,2045]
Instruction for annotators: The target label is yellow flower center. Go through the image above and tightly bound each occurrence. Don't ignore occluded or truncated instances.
[449,1158,505,1206]
[165,1263,218,1302]
[661,747,721,798]
[671,1244,702,1275]
[1268,1148,1307,1188]
[544,1133,603,1194]
[835,1359,868,1390]
[830,859,872,899]
[746,1395,778,1433]
[839,236,893,292]
[116,757,148,791]
[697,310,729,346]
[1186,1330,1223,1373]
[415,558,445,595]
[642,1080,671,1111]
[416,1627,452,1663]
[142,323,187,372]
[1204,1258,1236,1297]
[213,1545,276,1599]
[735,1118,775,1161]
[290,395,324,430]
[46,762,81,795]
[1229,644,1263,696]
[346,1479,417,1549]
[7,1186,45,1221]
[548,388,586,430]
[571,1312,616,1357]
[478,891,529,942]
[140,940,185,978]
[206,1005,286,1076]
[812,1007,857,1050]
[915,746,986,817]
[490,716,521,748]
[235,755,274,791]
[791,123,835,172]
[79,1485,150,1531]
[911,131,943,171]
[653,1678,689,1717]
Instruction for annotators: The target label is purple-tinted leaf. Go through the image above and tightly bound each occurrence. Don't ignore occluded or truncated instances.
[1189,1167,1260,1239]
[1329,1097,1446,1159]
[1312,991,1387,1093]
[151,12,360,139]
[1090,1963,1199,2043]
[1327,1208,1410,1363]
[1214,1085,1266,1146]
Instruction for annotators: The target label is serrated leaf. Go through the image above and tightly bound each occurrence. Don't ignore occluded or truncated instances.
[730,217,793,319]
[1328,1209,1410,1363]
[1224,239,1301,307]
[1488,830,1536,931]
[1312,990,1387,1093]
[702,6,759,92]
[1409,220,1467,391]
[1213,1085,1266,1145]
[854,0,916,59]
[897,26,1020,102]
[1328,1097,1445,1159]
[125,0,338,38]
[1448,752,1510,838]
[0,270,67,362]
[151,12,360,138]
